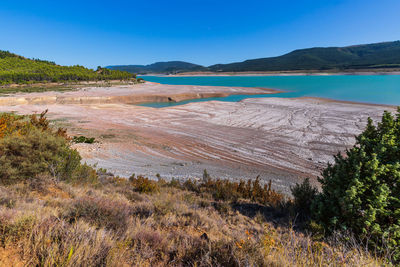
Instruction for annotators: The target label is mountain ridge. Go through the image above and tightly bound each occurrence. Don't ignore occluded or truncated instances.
[106,41,400,74]
[107,61,207,74]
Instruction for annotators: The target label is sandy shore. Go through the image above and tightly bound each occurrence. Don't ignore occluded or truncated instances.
[0,82,394,193]
[0,82,279,105]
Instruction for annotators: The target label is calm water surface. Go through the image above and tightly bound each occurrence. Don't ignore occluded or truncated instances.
[139,75,400,107]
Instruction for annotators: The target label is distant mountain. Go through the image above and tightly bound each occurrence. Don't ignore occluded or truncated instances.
[107,61,207,74]
[209,41,400,72]
[107,41,400,74]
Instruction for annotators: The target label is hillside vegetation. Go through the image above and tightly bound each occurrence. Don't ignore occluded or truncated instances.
[107,41,400,73]
[0,50,136,85]
[209,41,400,72]
[107,61,208,74]
[0,110,394,266]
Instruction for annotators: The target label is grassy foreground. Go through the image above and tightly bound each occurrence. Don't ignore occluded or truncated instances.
[0,175,386,266]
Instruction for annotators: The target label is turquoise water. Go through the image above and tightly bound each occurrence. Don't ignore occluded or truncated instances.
[139,75,400,107]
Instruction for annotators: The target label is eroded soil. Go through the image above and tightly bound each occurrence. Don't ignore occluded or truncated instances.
[0,82,393,193]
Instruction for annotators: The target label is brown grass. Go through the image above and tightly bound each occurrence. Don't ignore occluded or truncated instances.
[0,176,388,267]
[0,246,26,267]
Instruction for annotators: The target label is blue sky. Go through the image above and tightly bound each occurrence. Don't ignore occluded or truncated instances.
[1,0,399,68]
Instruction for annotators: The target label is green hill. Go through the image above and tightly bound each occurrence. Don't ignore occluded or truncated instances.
[107,61,208,74]
[209,41,400,72]
[0,50,135,85]
[107,41,400,74]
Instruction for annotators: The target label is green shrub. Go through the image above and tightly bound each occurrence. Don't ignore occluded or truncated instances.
[69,163,99,184]
[0,128,78,184]
[291,178,318,218]
[0,111,98,185]
[312,109,400,261]
[72,136,96,144]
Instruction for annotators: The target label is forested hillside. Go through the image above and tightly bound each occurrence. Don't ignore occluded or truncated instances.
[0,50,135,85]
[107,41,400,73]
[209,41,400,72]
[107,61,207,74]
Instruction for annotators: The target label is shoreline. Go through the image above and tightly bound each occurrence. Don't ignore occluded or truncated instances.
[0,81,395,108]
[0,82,281,106]
[293,96,397,109]
[141,70,400,77]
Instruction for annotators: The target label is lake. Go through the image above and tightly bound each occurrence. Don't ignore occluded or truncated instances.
[139,75,400,107]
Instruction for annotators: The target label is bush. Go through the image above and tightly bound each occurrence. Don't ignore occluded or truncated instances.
[312,109,400,261]
[72,136,95,144]
[129,174,160,194]
[70,163,99,184]
[204,177,284,206]
[0,111,97,185]
[166,176,284,207]
[0,128,78,184]
[291,178,318,218]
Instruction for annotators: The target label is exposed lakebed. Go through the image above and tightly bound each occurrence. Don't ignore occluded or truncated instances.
[0,81,394,191]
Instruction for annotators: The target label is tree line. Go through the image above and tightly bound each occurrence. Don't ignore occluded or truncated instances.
[0,50,136,85]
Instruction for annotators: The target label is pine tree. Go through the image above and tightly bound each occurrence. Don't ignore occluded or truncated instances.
[313,108,400,261]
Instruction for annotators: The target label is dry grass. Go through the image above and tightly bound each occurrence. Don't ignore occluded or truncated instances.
[0,175,389,267]
[0,246,25,267]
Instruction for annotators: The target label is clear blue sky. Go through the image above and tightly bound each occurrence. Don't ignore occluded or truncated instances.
[1,0,399,68]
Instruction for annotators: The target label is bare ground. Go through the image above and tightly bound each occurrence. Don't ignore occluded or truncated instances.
[0,82,394,194]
